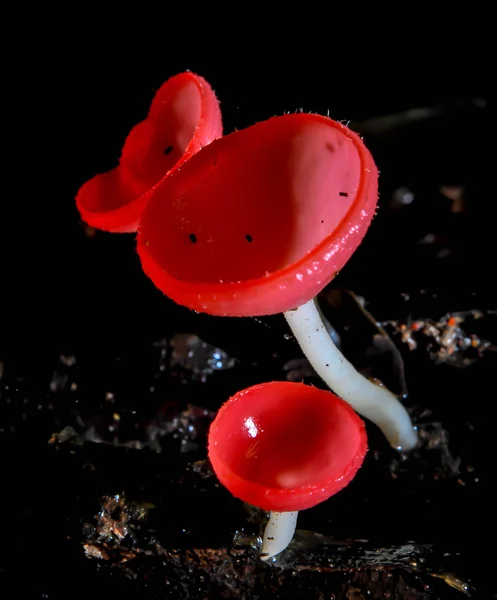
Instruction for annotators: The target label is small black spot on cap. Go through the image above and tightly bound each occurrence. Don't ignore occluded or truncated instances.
[245,234,253,242]
[339,192,349,197]
[164,146,173,155]
[189,233,197,243]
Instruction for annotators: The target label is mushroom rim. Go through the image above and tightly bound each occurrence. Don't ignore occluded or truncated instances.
[76,71,216,223]
[136,113,376,305]
[207,381,368,512]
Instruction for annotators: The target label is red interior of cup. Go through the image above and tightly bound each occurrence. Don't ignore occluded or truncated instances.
[138,113,378,315]
[76,72,222,233]
[208,381,367,512]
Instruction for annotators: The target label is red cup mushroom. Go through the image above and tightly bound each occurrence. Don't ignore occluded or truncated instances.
[137,112,418,453]
[208,381,367,560]
[76,71,222,233]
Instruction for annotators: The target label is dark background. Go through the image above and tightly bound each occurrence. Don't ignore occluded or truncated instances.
[1,27,495,598]
[2,32,493,354]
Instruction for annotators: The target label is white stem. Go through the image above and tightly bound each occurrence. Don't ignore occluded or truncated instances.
[284,298,418,451]
[260,511,299,561]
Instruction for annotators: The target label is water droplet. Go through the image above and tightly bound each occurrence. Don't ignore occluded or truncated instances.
[169,334,236,381]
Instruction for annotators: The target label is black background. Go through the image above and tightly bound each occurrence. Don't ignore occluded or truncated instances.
[1,22,495,598]
[2,28,492,354]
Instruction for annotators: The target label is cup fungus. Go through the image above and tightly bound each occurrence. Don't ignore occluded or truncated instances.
[137,112,418,451]
[137,111,418,557]
[208,381,367,560]
[76,72,222,233]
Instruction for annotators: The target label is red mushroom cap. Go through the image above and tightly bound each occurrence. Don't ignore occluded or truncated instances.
[137,113,378,315]
[208,381,367,512]
[76,72,222,233]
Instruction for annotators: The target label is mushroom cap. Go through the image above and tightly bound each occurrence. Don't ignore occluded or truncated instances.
[76,72,222,233]
[137,113,378,315]
[208,381,367,512]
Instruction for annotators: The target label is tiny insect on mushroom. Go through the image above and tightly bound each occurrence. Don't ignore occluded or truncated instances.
[208,381,367,560]
[137,112,418,452]
[75,72,222,233]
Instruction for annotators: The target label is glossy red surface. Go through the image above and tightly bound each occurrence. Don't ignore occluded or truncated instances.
[76,72,222,233]
[208,382,367,512]
[137,113,378,315]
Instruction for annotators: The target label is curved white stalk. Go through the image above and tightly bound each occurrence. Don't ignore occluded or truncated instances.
[284,297,418,451]
[260,511,299,561]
